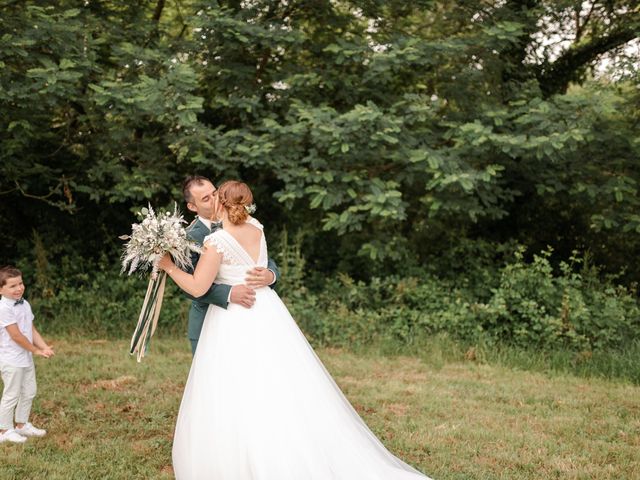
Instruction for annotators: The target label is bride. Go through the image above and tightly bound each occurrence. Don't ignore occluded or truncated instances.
[159,180,432,480]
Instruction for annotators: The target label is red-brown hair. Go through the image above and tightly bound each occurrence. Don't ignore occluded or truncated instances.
[217,181,253,225]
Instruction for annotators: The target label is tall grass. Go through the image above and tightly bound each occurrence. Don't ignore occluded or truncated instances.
[356,334,640,385]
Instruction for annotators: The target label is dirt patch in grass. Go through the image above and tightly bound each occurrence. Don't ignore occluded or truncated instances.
[384,402,409,417]
[81,375,137,392]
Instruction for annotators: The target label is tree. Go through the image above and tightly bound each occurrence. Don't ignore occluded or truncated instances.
[1,0,639,281]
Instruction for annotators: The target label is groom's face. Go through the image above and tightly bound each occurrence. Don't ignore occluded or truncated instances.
[187,180,217,220]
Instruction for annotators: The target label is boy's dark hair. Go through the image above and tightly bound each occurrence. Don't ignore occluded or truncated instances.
[0,266,22,288]
[182,175,211,203]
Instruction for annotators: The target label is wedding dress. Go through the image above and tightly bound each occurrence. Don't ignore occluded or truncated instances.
[172,218,432,480]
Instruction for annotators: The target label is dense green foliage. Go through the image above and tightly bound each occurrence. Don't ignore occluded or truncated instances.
[1,1,639,351]
[33,237,640,362]
[285,244,640,352]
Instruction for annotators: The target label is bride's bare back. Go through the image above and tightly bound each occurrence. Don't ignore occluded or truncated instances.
[222,218,263,264]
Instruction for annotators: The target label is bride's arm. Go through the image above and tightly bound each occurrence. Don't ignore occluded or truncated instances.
[159,244,222,298]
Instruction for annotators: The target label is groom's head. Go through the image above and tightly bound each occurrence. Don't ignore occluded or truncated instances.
[183,175,217,220]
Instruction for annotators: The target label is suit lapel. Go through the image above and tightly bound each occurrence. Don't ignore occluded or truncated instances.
[187,218,210,245]
[197,218,211,234]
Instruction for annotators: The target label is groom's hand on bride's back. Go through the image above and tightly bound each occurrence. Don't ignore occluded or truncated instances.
[230,285,256,308]
[245,267,275,288]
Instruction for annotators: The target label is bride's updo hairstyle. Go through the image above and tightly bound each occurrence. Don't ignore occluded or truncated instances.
[217,180,253,225]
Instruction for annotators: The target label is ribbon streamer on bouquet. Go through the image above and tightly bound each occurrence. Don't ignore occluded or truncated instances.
[129,272,167,362]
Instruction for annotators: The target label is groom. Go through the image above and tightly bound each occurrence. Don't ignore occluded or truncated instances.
[182,175,281,355]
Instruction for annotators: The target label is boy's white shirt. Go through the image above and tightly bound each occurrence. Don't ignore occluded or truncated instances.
[0,297,34,368]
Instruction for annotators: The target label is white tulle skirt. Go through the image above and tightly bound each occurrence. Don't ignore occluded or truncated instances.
[172,287,432,480]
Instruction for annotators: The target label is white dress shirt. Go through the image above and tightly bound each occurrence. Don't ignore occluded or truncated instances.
[0,296,34,367]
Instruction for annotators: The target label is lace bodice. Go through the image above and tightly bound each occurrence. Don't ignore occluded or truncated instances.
[203,217,268,285]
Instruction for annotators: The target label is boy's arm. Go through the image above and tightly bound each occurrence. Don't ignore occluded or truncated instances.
[32,326,54,353]
[5,325,52,358]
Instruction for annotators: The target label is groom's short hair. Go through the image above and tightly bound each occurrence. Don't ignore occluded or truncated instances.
[183,175,211,203]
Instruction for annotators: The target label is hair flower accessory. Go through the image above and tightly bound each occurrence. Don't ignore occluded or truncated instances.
[244,203,257,214]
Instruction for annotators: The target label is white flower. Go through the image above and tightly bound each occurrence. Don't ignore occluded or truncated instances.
[245,203,257,214]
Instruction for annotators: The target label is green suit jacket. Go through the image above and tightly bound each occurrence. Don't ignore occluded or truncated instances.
[184,218,280,342]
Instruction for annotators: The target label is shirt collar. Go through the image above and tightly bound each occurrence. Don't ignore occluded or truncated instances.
[0,296,20,307]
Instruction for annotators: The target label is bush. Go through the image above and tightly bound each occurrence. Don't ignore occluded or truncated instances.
[20,234,639,354]
[283,247,640,352]
[31,266,188,338]
[478,248,640,350]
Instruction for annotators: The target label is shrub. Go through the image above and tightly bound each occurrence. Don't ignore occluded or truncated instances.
[31,266,188,338]
[478,248,640,350]
[21,237,640,353]
[283,247,640,351]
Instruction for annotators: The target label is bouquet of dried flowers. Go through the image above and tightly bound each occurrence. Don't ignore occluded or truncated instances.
[120,204,201,362]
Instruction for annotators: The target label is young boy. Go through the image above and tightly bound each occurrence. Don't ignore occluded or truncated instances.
[0,266,54,443]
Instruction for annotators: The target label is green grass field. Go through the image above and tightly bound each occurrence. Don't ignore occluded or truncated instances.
[0,337,638,479]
